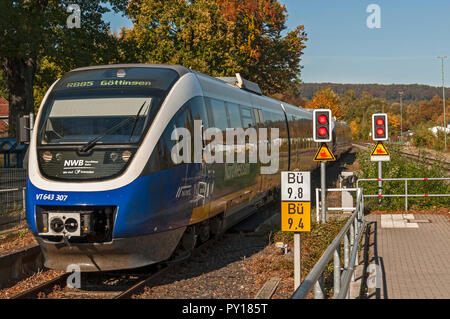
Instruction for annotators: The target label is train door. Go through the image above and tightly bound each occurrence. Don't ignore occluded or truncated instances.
[253,107,264,195]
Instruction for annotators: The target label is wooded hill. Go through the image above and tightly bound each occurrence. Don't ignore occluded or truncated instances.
[300,83,450,104]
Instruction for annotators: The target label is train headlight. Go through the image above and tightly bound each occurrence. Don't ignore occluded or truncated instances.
[50,217,64,233]
[42,151,53,163]
[64,218,78,233]
[122,150,132,162]
[110,152,119,162]
[55,153,63,162]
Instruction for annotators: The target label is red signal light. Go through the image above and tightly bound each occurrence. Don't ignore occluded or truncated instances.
[376,118,384,126]
[318,127,328,136]
[376,128,384,136]
[318,115,327,124]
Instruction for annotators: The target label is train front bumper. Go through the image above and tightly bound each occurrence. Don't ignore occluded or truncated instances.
[36,227,186,272]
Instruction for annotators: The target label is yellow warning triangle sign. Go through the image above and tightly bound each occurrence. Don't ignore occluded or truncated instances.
[314,143,336,161]
[370,142,390,156]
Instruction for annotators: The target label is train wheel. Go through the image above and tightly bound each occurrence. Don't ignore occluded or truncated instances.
[198,220,210,243]
[210,214,224,238]
[181,225,197,251]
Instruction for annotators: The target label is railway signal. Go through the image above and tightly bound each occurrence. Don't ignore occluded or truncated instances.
[313,109,332,143]
[371,113,389,204]
[312,109,335,225]
[372,113,388,141]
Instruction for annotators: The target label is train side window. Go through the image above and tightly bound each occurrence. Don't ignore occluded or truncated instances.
[258,110,264,124]
[209,98,229,131]
[227,102,242,128]
[261,110,273,126]
[147,96,207,174]
[252,108,260,124]
[189,96,209,128]
[240,106,255,128]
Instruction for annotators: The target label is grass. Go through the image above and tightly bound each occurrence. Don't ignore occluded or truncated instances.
[356,144,450,211]
[256,217,348,298]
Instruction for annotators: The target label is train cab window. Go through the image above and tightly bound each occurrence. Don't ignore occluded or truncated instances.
[227,102,242,128]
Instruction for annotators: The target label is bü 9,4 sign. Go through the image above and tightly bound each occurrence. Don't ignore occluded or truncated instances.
[281,172,311,232]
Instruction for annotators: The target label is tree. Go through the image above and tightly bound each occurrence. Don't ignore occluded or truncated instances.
[349,120,360,140]
[123,0,238,76]
[0,0,127,138]
[305,88,343,120]
[123,0,307,95]
[387,112,400,136]
[0,70,7,100]
[216,0,307,95]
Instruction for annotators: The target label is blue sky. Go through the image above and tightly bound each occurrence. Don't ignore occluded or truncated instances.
[103,1,450,86]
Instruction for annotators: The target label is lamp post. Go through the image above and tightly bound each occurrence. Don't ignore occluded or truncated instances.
[399,91,404,141]
[437,56,447,151]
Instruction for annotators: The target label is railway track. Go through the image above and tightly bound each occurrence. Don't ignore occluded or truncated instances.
[10,202,276,299]
[353,142,450,172]
[10,236,221,299]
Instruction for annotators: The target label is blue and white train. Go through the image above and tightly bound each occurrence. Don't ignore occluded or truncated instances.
[25,64,352,271]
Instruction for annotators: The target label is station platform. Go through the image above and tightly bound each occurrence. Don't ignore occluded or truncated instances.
[364,213,450,299]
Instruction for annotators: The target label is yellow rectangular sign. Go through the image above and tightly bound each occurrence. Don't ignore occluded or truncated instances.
[281,201,311,232]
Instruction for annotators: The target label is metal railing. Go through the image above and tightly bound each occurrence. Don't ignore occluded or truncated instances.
[357,177,450,211]
[0,168,27,228]
[291,188,366,299]
[315,187,359,222]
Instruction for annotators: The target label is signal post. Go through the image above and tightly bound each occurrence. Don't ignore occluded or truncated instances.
[313,109,336,223]
[310,109,336,298]
[371,113,390,203]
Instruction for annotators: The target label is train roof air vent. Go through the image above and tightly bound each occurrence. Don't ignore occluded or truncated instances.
[217,73,263,95]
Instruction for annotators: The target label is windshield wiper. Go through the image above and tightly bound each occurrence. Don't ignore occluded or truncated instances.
[128,101,149,142]
[78,101,147,153]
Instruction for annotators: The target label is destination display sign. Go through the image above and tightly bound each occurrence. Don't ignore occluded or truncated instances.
[65,80,153,89]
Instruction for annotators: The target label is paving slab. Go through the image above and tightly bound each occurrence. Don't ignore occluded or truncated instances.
[365,214,450,299]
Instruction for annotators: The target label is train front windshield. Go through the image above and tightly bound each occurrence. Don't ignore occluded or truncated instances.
[35,67,180,181]
[39,96,154,145]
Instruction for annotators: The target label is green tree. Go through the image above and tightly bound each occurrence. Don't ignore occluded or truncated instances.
[123,0,238,76]
[0,0,127,138]
[123,0,307,95]
[0,70,7,100]
[217,0,307,95]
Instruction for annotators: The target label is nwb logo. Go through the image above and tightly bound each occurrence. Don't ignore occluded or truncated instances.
[64,160,84,167]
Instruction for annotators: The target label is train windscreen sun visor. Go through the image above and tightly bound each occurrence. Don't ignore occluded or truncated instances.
[39,97,152,145]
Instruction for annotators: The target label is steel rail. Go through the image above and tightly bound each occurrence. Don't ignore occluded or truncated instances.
[12,273,70,299]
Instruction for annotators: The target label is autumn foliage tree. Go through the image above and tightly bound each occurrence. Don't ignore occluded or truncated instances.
[0,0,127,137]
[305,88,342,120]
[216,0,307,95]
[122,0,307,95]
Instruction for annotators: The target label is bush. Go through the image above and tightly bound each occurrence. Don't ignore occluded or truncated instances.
[272,218,348,297]
[411,123,435,148]
[411,123,448,151]
[356,145,450,210]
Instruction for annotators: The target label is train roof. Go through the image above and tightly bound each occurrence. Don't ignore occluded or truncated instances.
[66,64,313,118]
[70,64,192,77]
